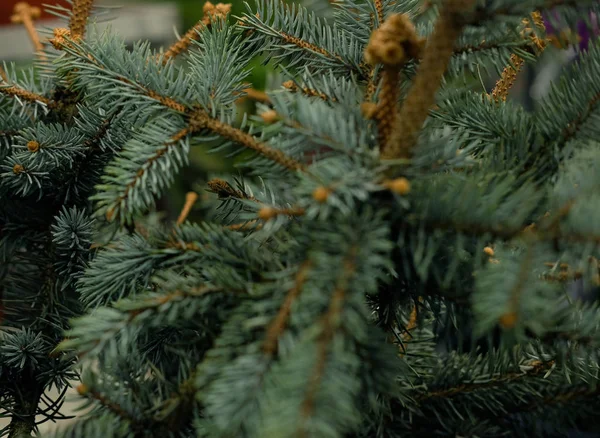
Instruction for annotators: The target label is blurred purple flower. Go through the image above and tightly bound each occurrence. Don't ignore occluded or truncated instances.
[543,10,599,51]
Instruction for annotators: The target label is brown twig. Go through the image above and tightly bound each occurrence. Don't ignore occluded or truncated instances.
[11,3,45,59]
[176,192,199,225]
[385,0,476,160]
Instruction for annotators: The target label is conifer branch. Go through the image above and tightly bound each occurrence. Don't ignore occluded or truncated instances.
[106,126,194,222]
[299,253,356,433]
[263,261,312,355]
[190,110,306,171]
[257,206,305,221]
[227,220,262,231]
[398,304,418,357]
[0,84,51,106]
[69,0,94,39]
[491,12,546,102]
[207,178,255,200]
[76,384,135,423]
[162,2,232,64]
[558,91,600,149]
[239,86,271,103]
[498,245,534,329]
[278,32,342,61]
[385,0,476,160]
[417,359,555,401]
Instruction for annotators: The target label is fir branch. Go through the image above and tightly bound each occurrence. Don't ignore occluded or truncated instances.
[557,91,600,150]
[298,253,356,433]
[190,110,306,171]
[283,80,335,102]
[498,245,534,329]
[105,125,193,222]
[69,0,94,39]
[416,359,555,401]
[0,84,51,106]
[76,384,135,423]
[207,178,255,200]
[162,2,232,63]
[491,12,546,102]
[263,261,312,355]
[385,0,476,160]
[257,206,305,221]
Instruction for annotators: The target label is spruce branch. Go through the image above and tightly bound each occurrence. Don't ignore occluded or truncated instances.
[257,206,305,221]
[69,0,94,39]
[76,384,135,424]
[263,261,312,355]
[282,80,334,102]
[557,90,600,150]
[490,12,546,102]
[385,0,476,160]
[162,2,232,63]
[104,125,194,223]
[0,83,51,106]
[189,109,306,171]
[298,252,356,433]
[207,178,255,200]
[416,359,555,401]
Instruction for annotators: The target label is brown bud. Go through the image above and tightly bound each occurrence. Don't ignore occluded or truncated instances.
[381,43,405,65]
[499,311,517,329]
[258,207,276,221]
[384,177,411,195]
[12,164,24,174]
[27,140,39,152]
[282,80,297,91]
[360,102,378,119]
[76,384,89,395]
[105,208,116,222]
[312,186,330,203]
[260,110,279,124]
[203,1,215,13]
[483,247,495,257]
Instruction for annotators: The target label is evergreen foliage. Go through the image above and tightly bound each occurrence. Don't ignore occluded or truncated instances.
[1,0,600,437]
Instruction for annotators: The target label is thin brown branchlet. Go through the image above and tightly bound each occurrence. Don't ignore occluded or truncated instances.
[176,192,199,225]
[11,2,45,59]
